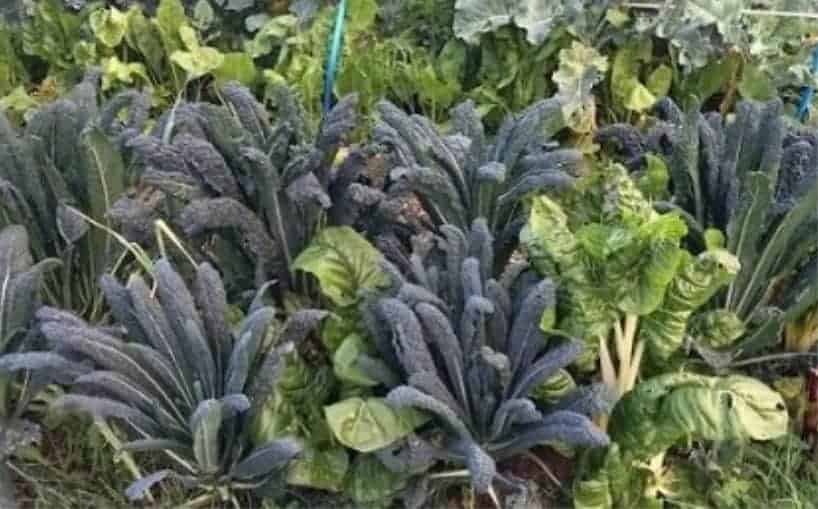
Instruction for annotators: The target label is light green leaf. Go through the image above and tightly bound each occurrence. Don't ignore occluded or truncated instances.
[453,0,567,46]
[646,65,673,98]
[286,445,349,492]
[611,41,658,113]
[293,227,389,307]
[155,0,187,55]
[89,7,128,48]
[637,154,670,200]
[553,42,608,132]
[213,53,257,86]
[244,15,297,59]
[531,369,576,404]
[662,375,789,442]
[192,399,223,474]
[192,0,215,30]
[639,249,739,365]
[689,309,745,349]
[345,454,407,505]
[171,46,224,79]
[125,7,165,77]
[324,397,429,453]
[333,334,381,387]
[346,0,378,33]
[101,56,150,90]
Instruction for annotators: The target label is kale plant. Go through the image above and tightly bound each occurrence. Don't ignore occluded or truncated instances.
[0,73,149,319]
[1,259,323,504]
[374,96,580,269]
[361,219,609,499]
[0,225,70,509]
[115,82,403,299]
[597,98,818,360]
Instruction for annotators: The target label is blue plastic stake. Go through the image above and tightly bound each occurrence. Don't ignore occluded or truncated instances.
[323,0,348,115]
[797,44,818,121]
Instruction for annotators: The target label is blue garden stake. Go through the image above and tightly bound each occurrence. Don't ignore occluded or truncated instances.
[323,0,348,115]
[797,44,818,121]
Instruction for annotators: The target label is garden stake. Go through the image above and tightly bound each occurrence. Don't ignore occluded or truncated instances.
[797,45,818,121]
[322,0,348,115]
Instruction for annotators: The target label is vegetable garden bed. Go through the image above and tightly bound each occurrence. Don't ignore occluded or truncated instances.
[0,1,817,508]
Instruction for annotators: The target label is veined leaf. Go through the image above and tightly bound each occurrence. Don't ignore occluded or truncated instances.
[324,397,429,453]
[293,227,388,307]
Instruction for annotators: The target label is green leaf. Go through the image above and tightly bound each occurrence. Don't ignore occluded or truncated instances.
[324,397,429,453]
[213,53,257,86]
[611,41,658,113]
[192,0,215,30]
[639,249,739,366]
[738,62,776,101]
[89,7,128,48]
[293,227,389,307]
[244,15,296,59]
[531,369,576,405]
[553,42,608,133]
[346,0,378,33]
[125,7,165,76]
[345,454,407,505]
[155,0,187,56]
[171,47,225,80]
[101,56,150,91]
[637,154,670,200]
[453,0,568,46]
[689,309,745,349]
[333,334,381,388]
[286,445,349,492]
[192,399,224,474]
[661,375,789,442]
[82,126,127,281]
[646,65,673,98]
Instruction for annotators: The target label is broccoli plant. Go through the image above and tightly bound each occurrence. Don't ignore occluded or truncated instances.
[0,259,322,504]
[374,95,581,270]
[355,219,609,502]
[597,98,818,360]
[115,82,403,300]
[0,225,67,509]
[0,72,149,319]
[522,163,740,396]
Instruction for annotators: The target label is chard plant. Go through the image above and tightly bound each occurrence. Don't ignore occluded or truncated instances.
[598,98,818,362]
[574,372,790,508]
[0,74,149,319]
[0,259,321,505]
[250,226,430,506]
[374,95,580,270]
[521,163,740,397]
[354,219,609,503]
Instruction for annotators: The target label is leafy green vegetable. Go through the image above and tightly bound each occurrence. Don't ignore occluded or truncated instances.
[574,372,789,508]
[293,227,389,308]
[5,259,319,501]
[376,94,578,268]
[598,98,818,360]
[364,219,610,493]
[324,397,429,453]
[522,163,738,386]
[0,77,148,318]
